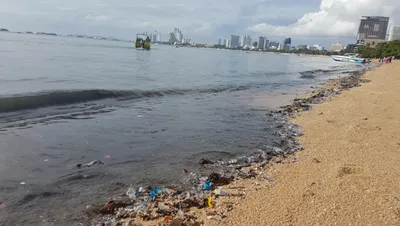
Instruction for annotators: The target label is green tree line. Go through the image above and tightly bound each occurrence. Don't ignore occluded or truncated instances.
[358,40,400,58]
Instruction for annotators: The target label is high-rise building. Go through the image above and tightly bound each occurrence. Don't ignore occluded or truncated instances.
[268,41,279,49]
[225,39,231,48]
[264,39,269,49]
[243,35,251,47]
[282,37,292,50]
[388,25,400,41]
[331,43,343,52]
[173,27,183,43]
[230,35,240,48]
[357,16,389,44]
[283,37,292,45]
[258,36,266,50]
[169,32,175,43]
[151,33,161,43]
[240,36,245,47]
[241,35,251,47]
[345,44,357,52]
[218,38,222,45]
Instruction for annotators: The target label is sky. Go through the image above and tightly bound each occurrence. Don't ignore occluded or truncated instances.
[0,0,399,47]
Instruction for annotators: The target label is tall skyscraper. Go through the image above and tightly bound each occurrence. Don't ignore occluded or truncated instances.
[357,16,389,44]
[268,41,279,49]
[241,35,251,47]
[218,38,221,45]
[283,37,292,45]
[258,37,266,50]
[246,36,252,47]
[264,39,269,49]
[173,27,183,43]
[230,35,240,48]
[151,33,161,43]
[169,32,175,43]
[225,39,231,48]
[388,25,400,41]
[240,36,245,47]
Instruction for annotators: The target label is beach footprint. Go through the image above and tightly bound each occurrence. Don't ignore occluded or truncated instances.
[337,164,360,178]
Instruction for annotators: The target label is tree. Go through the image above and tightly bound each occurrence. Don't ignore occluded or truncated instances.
[358,40,400,58]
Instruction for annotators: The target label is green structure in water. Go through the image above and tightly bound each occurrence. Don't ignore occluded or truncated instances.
[135,33,151,50]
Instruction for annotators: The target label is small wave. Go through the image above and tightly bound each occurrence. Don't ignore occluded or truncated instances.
[299,69,340,79]
[264,72,292,76]
[0,77,48,83]
[0,90,132,112]
[0,85,254,112]
[14,191,60,207]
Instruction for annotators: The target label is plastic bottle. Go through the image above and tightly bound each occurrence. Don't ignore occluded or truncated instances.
[126,186,136,200]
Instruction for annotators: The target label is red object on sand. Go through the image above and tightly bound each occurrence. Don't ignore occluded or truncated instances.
[100,200,115,214]
[163,216,173,222]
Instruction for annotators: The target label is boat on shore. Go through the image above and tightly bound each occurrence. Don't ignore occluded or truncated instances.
[331,53,369,63]
[135,33,151,50]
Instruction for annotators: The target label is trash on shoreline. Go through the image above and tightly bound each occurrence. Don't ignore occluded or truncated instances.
[94,168,265,224]
[214,187,229,196]
[202,182,213,190]
[126,186,136,200]
[76,160,104,168]
[207,196,214,208]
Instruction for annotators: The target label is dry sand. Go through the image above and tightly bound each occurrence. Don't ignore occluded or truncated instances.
[206,62,400,226]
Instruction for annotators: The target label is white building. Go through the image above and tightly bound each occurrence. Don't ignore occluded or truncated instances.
[388,25,400,41]
[240,36,252,47]
[331,43,343,52]
[151,34,161,42]
[308,45,324,51]
[173,27,183,43]
[240,36,245,47]
[225,39,231,48]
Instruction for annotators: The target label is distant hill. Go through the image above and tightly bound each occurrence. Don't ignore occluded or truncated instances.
[0,28,9,32]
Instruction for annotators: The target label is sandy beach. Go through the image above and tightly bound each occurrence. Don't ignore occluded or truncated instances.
[205,61,400,226]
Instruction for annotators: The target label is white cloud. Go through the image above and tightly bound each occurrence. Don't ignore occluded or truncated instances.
[248,0,400,37]
[85,14,112,22]
[56,6,74,11]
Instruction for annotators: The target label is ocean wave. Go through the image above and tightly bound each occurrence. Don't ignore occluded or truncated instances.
[299,69,339,79]
[299,68,365,79]
[0,85,253,112]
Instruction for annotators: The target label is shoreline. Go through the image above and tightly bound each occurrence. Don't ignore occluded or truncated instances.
[90,64,377,226]
[206,61,400,225]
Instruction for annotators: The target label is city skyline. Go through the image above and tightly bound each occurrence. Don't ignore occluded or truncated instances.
[1,0,399,47]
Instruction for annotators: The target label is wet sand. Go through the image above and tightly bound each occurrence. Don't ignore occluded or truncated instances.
[207,61,400,226]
